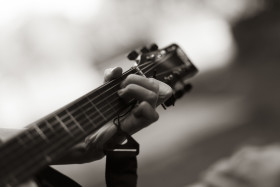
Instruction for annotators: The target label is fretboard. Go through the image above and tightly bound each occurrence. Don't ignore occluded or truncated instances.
[0,68,138,186]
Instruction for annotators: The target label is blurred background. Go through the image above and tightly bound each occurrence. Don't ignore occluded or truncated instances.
[0,0,280,186]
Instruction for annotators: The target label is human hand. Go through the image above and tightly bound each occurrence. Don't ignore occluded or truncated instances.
[55,67,172,164]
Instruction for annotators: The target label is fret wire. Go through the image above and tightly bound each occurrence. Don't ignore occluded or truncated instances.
[73,104,105,124]
[54,66,154,130]
[83,107,103,125]
[44,120,55,133]
[64,73,122,115]
[0,128,68,172]
[1,106,116,186]
[46,117,71,138]
[56,110,90,135]
[0,126,49,160]
[0,117,72,165]
[2,92,103,183]
[0,68,146,185]
[86,96,107,121]
[49,115,87,138]
[54,115,73,136]
[0,93,124,164]
[0,121,85,184]
[65,110,93,132]
[37,121,58,140]
[66,88,117,123]
[4,98,121,168]
[57,83,121,128]
[90,85,121,111]
[33,125,49,142]
[60,116,85,134]
[62,85,123,130]
[69,106,101,130]
[85,97,122,124]
[83,112,96,127]
[0,98,123,186]
[57,116,75,130]
[75,102,92,116]
[1,132,77,186]
[4,64,156,183]
[84,68,134,102]
[53,73,124,129]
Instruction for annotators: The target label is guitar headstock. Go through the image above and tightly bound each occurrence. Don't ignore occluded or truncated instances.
[128,43,198,107]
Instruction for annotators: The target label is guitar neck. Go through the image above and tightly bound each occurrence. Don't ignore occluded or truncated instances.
[0,68,138,186]
[0,43,198,186]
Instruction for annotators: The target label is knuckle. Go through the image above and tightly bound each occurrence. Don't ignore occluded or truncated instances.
[140,101,159,124]
[148,78,159,91]
[126,74,138,81]
[122,74,138,87]
[151,111,159,122]
[125,84,137,92]
[104,68,113,76]
[147,91,158,102]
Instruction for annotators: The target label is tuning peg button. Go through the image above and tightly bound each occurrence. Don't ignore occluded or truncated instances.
[150,43,158,51]
[140,47,149,53]
[127,50,139,60]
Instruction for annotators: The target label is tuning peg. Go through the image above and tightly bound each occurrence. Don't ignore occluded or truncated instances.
[127,50,139,61]
[150,43,158,51]
[140,47,149,53]
[164,83,193,107]
[174,83,192,99]
[183,83,192,93]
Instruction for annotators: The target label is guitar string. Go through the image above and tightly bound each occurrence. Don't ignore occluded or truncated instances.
[0,74,136,169]
[1,58,173,169]
[0,72,131,181]
[0,64,137,157]
[0,60,161,165]
[1,58,177,184]
[0,67,140,158]
[0,71,153,184]
[0,100,120,184]
[0,96,122,168]
[2,92,140,185]
[0,59,172,177]
[2,97,128,184]
[153,64,190,77]
[0,86,121,159]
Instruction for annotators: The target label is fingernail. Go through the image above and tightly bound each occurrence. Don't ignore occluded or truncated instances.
[117,89,124,96]
[120,80,125,88]
[111,67,117,72]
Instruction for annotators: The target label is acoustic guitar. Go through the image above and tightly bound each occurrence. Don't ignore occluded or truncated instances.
[0,43,198,186]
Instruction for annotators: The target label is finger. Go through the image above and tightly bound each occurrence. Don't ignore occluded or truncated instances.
[121,74,172,105]
[85,102,159,150]
[118,84,159,107]
[104,67,123,82]
[121,101,159,134]
[121,74,159,93]
[85,123,116,155]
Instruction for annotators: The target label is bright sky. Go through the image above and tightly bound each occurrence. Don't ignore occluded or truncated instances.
[0,0,101,25]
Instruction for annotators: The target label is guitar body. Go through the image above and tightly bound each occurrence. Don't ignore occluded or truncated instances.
[0,44,198,186]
